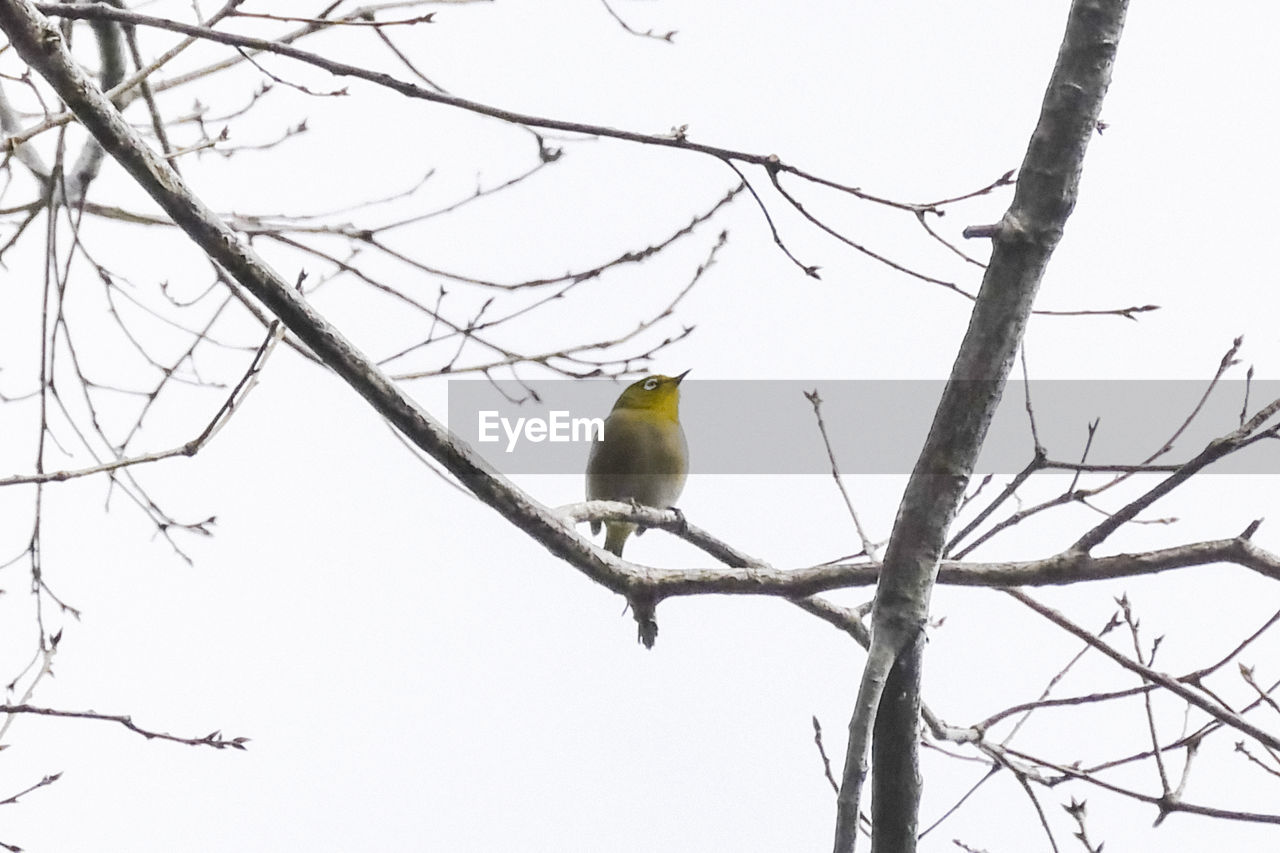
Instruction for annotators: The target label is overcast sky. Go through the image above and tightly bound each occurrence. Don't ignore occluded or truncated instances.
[2,2,1280,851]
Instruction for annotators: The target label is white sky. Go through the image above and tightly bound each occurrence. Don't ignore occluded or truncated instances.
[3,1,1280,851]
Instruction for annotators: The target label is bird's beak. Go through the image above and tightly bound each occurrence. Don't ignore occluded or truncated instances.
[674,369,691,385]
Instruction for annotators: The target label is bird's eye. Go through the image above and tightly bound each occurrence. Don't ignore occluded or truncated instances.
[643,378,659,390]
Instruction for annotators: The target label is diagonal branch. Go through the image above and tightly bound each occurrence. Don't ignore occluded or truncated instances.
[832,3,1130,850]
[25,2,976,219]
[1,704,248,749]
[1006,590,1280,751]
[0,0,665,639]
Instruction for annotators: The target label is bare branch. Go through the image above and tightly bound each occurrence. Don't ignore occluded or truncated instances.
[806,389,879,560]
[0,771,61,808]
[598,0,675,42]
[834,4,1131,847]
[1,704,248,749]
[1007,590,1280,752]
[0,321,282,487]
[813,716,841,794]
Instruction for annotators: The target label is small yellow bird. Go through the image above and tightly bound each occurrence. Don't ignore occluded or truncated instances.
[586,371,690,556]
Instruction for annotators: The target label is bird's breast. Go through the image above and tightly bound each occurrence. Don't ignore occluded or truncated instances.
[585,410,688,508]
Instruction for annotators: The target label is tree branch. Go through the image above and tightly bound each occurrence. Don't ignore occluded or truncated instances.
[832,2,1130,850]
[1,704,248,749]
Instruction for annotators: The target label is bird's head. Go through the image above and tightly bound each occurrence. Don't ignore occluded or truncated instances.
[612,370,690,421]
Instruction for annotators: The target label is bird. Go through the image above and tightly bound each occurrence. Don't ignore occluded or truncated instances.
[586,371,690,556]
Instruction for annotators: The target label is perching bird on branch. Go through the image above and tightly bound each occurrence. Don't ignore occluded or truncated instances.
[586,371,690,556]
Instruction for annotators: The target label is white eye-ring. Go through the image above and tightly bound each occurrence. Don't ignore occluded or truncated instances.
[643,378,660,390]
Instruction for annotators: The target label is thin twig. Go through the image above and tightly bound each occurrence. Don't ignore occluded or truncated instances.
[1,704,249,749]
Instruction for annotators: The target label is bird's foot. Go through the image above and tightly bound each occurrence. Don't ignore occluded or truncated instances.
[668,506,687,534]
[628,497,649,537]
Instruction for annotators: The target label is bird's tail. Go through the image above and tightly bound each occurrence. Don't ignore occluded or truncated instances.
[604,521,636,557]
